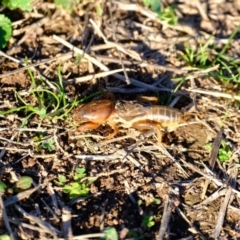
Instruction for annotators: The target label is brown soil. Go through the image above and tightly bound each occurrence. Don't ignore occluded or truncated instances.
[0,1,240,240]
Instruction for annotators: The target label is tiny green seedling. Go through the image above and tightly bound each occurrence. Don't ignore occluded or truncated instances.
[0,181,6,193]
[218,140,232,162]
[143,0,178,25]
[0,176,33,195]
[2,0,33,11]
[60,168,96,199]
[73,168,87,181]
[142,215,155,228]
[15,176,33,191]
[0,15,12,49]
[42,137,55,152]
[33,134,55,152]
[0,234,11,240]
[0,65,77,145]
[96,5,103,17]
[152,198,161,205]
[54,0,80,12]
[63,182,90,199]
[99,227,118,240]
[180,25,240,92]
[205,140,233,163]
[158,6,178,25]
[54,174,67,186]
[0,0,34,49]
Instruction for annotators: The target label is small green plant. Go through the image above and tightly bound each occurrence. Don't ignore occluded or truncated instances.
[181,25,240,90]
[0,181,7,193]
[143,0,178,25]
[142,215,155,228]
[218,140,232,162]
[58,168,96,199]
[54,0,80,12]
[15,176,33,190]
[34,134,56,152]
[205,140,233,163]
[63,182,90,199]
[0,15,12,49]
[96,5,103,17]
[152,198,161,204]
[181,43,211,68]
[99,227,118,240]
[2,0,33,11]
[0,176,33,195]
[55,174,67,186]
[0,234,11,240]
[42,137,55,152]
[0,65,75,126]
[0,0,34,49]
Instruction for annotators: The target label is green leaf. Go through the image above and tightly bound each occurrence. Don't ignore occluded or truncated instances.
[143,216,155,228]
[147,220,155,228]
[63,185,72,193]
[54,0,79,12]
[151,0,161,15]
[0,234,11,240]
[96,5,103,17]
[158,6,178,25]
[38,108,47,119]
[63,182,90,199]
[0,181,6,193]
[42,137,55,152]
[0,15,12,49]
[58,174,67,185]
[2,0,33,11]
[205,143,212,152]
[152,198,161,204]
[143,0,152,7]
[16,176,33,190]
[103,227,118,240]
[85,177,98,185]
[74,168,87,181]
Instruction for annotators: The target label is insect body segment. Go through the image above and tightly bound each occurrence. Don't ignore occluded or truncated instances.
[128,106,183,142]
[146,106,182,127]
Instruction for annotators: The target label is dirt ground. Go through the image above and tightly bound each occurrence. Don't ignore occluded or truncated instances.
[0,0,240,239]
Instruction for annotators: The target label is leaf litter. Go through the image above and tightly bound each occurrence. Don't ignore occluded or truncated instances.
[0,0,240,239]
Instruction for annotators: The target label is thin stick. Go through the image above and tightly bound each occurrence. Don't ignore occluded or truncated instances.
[0,194,15,240]
[209,128,223,168]
[176,207,206,239]
[62,206,73,239]
[53,35,109,71]
[189,88,240,101]
[65,68,131,83]
[214,167,238,238]
[0,51,73,79]
[158,195,173,240]
[95,55,187,74]
[201,128,223,200]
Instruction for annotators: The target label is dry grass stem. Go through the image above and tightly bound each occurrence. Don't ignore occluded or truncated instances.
[158,195,173,240]
[0,194,15,239]
[189,88,240,101]
[62,206,73,239]
[1,1,240,238]
[214,167,238,238]
[66,68,132,83]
